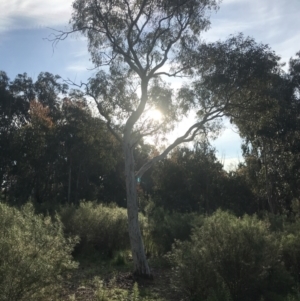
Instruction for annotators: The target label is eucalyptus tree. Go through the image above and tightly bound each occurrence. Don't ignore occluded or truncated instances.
[190,35,287,213]
[0,72,31,200]
[151,141,224,213]
[51,0,279,276]
[50,0,223,277]
[236,51,300,213]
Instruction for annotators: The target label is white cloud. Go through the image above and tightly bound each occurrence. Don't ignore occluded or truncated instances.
[204,0,300,63]
[71,49,89,58]
[222,0,244,4]
[0,0,73,33]
[66,64,91,72]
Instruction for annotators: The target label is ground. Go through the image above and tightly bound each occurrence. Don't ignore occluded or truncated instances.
[58,254,180,301]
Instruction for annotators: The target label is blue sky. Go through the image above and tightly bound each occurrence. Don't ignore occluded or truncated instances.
[1,0,300,169]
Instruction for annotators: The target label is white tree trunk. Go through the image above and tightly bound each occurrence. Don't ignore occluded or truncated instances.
[123,138,152,277]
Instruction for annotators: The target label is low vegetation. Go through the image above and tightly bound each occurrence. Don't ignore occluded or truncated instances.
[60,202,131,258]
[0,202,78,301]
[2,200,300,301]
[169,210,294,301]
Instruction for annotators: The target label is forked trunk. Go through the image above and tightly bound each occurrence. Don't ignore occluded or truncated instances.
[123,139,152,278]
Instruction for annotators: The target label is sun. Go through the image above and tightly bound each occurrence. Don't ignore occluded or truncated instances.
[147,109,163,121]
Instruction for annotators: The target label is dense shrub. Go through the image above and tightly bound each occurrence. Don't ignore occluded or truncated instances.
[169,210,292,301]
[144,206,201,255]
[263,210,300,288]
[281,218,300,285]
[0,202,78,301]
[60,201,131,257]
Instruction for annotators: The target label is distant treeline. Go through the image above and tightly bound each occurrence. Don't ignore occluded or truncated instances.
[1,57,300,215]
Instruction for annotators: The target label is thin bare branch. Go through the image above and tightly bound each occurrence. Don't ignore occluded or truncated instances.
[125,0,148,72]
[135,108,225,178]
[153,67,191,78]
[131,123,164,147]
[148,18,190,78]
[65,78,123,143]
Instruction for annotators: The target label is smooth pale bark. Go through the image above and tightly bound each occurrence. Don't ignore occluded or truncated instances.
[123,136,152,277]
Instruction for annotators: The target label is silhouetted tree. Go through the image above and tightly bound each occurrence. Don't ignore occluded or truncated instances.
[151,141,254,215]
[236,52,300,213]
[0,72,121,207]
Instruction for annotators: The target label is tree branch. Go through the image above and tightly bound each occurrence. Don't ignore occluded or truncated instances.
[135,108,224,178]
[148,17,190,78]
[131,123,164,147]
[65,79,123,144]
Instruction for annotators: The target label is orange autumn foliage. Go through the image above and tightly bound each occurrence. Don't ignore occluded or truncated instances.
[29,101,53,128]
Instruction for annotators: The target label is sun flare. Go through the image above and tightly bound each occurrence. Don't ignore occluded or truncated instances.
[146,109,163,121]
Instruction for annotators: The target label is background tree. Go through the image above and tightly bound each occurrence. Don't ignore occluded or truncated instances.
[233,51,300,213]
[151,141,224,213]
[11,100,55,205]
[150,141,254,215]
[55,96,120,205]
[0,71,122,208]
[0,72,30,201]
[187,34,297,213]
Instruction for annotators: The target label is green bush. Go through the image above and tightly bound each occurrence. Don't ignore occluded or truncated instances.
[169,210,292,301]
[281,218,300,285]
[144,206,200,255]
[0,202,78,301]
[60,201,131,257]
[263,210,300,290]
